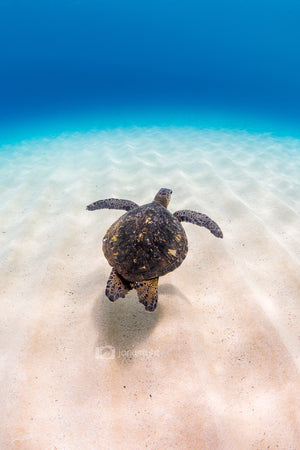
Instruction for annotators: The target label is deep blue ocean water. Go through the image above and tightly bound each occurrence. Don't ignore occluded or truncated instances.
[1,0,300,143]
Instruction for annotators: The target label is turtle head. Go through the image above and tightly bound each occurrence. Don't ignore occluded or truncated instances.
[154,188,172,208]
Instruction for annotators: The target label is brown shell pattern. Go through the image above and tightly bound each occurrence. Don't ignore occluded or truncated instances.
[102,202,188,282]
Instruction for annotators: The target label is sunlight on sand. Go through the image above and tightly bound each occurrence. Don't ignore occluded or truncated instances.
[0,127,299,449]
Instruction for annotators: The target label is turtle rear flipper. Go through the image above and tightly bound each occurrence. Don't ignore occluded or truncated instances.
[135,278,159,312]
[174,210,223,238]
[106,269,133,302]
[87,198,138,211]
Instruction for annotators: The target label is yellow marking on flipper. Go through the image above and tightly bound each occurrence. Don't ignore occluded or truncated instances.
[168,248,177,256]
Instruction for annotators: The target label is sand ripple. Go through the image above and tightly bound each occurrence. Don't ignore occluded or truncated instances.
[0,127,299,449]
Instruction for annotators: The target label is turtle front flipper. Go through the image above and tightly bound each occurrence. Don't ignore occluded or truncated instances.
[86,198,139,211]
[106,269,133,302]
[135,278,159,312]
[174,210,223,238]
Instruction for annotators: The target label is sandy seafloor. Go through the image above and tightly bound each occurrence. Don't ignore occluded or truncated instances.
[0,126,300,449]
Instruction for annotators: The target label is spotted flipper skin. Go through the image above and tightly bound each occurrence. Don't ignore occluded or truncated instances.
[135,278,159,312]
[86,198,139,211]
[105,269,133,302]
[174,210,223,238]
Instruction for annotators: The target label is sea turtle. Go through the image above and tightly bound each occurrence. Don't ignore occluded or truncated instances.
[86,188,223,312]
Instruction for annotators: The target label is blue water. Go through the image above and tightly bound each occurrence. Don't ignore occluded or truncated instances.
[1,0,300,143]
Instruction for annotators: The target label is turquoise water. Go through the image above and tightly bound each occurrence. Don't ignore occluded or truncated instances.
[1,105,300,148]
[1,1,300,143]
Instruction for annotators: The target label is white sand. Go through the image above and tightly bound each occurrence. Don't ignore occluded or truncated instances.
[0,127,299,449]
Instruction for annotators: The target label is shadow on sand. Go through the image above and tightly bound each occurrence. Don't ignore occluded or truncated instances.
[92,289,163,360]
